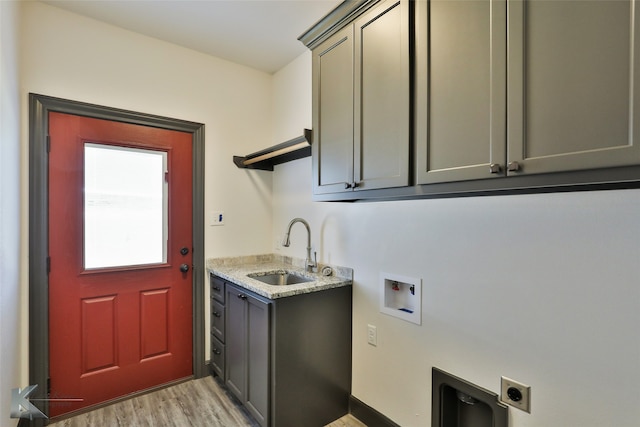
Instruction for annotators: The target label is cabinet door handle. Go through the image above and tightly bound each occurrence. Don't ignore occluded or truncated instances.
[344,182,352,189]
[212,348,221,355]
[213,286,221,291]
[212,311,221,317]
[507,161,521,172]
[352,181,360,188]
[237,294,247,300]
[489,163,502,174]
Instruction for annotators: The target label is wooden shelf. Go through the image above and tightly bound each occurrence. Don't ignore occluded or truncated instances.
[233,129,312,171]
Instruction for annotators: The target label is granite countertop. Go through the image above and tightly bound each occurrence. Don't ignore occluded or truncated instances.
[206,254,353,299]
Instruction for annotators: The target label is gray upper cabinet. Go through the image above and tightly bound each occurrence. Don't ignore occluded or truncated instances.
[311,0,410,195]
[507,0,640,175]
[415,0,506,184]
[418,0,640,183]
[354,0,410,190]
[312,25,355,194]
[303,0,640,201]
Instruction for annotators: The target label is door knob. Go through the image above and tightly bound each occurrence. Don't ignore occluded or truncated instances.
[180,247,189,256]
[180,264,190,273]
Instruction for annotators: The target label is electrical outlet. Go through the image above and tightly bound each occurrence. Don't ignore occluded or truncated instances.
[367,324,377,346]
[500,376,531,413]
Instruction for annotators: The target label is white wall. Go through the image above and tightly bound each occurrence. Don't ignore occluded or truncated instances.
[272,51,313,144]
[272,53,640,427]
[1,1,22,425]
[19,1,277,388]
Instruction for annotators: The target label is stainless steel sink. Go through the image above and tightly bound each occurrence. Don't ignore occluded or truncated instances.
[248,271,313,286]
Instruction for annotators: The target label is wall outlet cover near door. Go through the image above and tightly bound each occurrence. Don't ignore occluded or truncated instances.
[210,211,225,226]
[367,324,377,346]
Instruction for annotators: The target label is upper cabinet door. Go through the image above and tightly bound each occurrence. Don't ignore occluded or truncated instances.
[312,26,355,195]
[353,0,410,191]
[508,0,640,176]
[416,0,507,184]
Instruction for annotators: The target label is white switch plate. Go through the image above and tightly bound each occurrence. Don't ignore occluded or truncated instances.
[210,211,225,226]
[367,324,377,346]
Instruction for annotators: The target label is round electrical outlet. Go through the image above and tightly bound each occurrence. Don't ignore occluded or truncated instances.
[507,387,523,402]
[500,376,531,413]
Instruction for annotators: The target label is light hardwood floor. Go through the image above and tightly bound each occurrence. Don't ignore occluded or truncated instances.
[49,376,366,427]
[325,414,367,427]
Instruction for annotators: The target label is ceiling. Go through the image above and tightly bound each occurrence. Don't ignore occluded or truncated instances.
[41,0,342,74]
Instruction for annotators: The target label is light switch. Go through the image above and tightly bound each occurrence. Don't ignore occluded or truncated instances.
[210,211,225,226]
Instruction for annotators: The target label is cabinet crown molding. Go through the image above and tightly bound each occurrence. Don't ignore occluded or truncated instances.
[298,0,381,49]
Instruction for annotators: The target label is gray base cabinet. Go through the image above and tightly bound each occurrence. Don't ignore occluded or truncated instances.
[270,287,352,427]
[225,283,270,427]
[212,276,352,427]
[210,275,226,378]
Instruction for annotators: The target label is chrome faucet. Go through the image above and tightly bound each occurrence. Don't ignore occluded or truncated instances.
[282,218,317,272]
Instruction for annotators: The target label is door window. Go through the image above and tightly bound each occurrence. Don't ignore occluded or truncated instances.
[83,143,168,269]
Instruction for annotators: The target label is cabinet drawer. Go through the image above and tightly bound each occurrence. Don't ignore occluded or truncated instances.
[210,274,225,303]
[211,299,225,342]
[210,334,225,378]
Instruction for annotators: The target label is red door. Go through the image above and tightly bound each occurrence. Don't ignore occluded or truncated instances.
[48,112,193,417]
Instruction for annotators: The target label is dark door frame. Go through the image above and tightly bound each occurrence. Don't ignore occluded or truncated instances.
[28,93,206,425]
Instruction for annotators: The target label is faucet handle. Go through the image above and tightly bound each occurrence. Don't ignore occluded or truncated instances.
[306,251,318,273]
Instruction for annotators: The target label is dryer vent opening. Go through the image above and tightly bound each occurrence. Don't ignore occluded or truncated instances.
[432,368,508,427]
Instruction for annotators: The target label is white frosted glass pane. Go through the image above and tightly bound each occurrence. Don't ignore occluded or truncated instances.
[84,144,167,269]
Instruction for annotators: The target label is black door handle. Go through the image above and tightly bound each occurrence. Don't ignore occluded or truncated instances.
[180,264,189,273]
